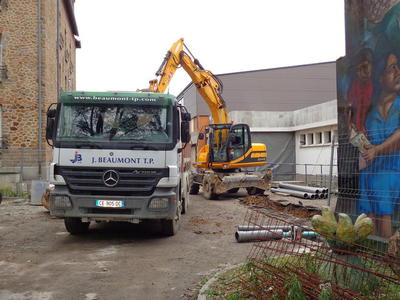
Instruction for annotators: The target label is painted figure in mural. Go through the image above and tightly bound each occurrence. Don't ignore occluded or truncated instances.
[358,48,400,238]
[347,48,373,136]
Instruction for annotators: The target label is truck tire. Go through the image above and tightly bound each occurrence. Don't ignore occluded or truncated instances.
[64,218,90,235]
[189,183,200,195]
[161,203,181,236]
[227,188,240,193]
[203,179,218,200]
[246,187,264,195]
[182,180,189,214]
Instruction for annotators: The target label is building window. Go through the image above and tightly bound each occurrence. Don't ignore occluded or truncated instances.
[300,134,306,146]
[333,130,338,142]
[324,131,332,143]
[316,132,322,144]
[307,133,314,145]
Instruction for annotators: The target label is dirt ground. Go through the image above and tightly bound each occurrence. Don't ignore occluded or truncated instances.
[0,191,255,300]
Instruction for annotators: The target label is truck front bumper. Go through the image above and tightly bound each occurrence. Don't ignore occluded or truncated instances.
[49,186,178,222]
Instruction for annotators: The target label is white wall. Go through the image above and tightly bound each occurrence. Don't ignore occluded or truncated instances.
[229,100,339,176]
[295,125,338,176]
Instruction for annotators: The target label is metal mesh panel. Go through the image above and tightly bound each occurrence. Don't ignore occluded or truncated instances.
[234,208,400,299]
[336,129,400,239]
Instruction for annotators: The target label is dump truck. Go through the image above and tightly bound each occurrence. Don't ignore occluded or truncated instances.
[46,91,191,235]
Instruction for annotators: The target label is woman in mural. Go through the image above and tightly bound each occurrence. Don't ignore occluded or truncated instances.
[358,47,400,238]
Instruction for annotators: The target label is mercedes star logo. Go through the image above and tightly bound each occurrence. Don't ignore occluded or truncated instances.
[103,170,120,187]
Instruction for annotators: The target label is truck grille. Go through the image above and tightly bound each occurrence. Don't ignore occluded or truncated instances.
[55,166,169,196]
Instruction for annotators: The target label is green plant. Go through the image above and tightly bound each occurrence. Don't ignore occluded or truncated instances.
[222,292,247,300]
[0,187,19,197]
[318,286,333,300]
[284,275,306,300]
[205,289,218,297]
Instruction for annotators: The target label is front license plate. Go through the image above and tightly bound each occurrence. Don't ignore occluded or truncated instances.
[96,200,125,208]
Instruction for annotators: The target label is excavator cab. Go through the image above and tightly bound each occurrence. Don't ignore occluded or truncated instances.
[196,123,264,170]
[209,123,251,164]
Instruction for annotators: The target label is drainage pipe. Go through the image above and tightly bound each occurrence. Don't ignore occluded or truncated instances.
[235,229,284,243]
[278,182,325,194]
[237,225,292,232]
[271,188,309,199]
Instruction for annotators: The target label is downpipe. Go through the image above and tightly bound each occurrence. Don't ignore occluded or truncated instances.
[37,0,43,179]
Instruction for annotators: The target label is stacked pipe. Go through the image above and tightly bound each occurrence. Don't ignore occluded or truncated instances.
[235,225,317,243]
[271,182,329,199]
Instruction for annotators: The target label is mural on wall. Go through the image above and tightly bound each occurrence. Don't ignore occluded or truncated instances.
[337,0,400,238]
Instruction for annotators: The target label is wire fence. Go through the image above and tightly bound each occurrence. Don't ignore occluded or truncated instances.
[336,129,400,239]
[267,162,338,192]
[0,149,51,196]
[233,207,400,299]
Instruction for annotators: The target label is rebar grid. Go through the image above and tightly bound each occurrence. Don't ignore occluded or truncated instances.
[235,207,400,299]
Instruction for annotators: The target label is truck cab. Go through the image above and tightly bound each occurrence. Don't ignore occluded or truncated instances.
[46,91,190,236]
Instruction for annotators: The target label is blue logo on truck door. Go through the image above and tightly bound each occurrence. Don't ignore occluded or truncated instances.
[70,151,82,163]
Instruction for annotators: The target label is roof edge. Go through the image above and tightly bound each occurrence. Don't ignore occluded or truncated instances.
[176,61,336,99]
[63,0,79,36]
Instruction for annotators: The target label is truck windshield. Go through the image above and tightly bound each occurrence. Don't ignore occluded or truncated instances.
[56,103,172,144]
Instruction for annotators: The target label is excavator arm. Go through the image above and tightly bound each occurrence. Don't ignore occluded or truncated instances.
[146,38,270,199]
[149,38,228,125]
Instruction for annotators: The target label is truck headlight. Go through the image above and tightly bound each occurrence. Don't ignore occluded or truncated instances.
[53,195,72,208]
[148,197,169,209]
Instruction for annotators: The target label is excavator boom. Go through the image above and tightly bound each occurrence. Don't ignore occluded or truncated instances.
[144,38,270,199]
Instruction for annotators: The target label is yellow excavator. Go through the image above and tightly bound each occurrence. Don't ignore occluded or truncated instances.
[146,38,271,199]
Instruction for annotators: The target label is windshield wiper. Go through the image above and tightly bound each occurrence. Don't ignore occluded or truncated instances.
[75,143,103,149]
[129,145,159,151]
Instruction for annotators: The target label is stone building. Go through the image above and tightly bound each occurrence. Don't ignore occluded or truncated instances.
[0,0,80,181]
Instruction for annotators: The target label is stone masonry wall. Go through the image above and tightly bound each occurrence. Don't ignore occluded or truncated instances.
[0,0,77,157]
[0,0,39,149]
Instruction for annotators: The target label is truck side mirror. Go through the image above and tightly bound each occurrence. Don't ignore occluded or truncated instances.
[46,107,57,147]
[46,119,55,140]
[181,121,190,143]
[47,108,57,118]
[181,112,191,122]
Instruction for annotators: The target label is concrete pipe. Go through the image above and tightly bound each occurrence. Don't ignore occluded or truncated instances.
[278,182,323,194]
[237,225,292,232]
[271,188,309,199]
[235,229,284,243]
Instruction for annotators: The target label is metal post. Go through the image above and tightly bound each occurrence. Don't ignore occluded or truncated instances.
[304,164,308,185]
[320,164,323,187]
[19,148,24,183]
[328,135,336,206]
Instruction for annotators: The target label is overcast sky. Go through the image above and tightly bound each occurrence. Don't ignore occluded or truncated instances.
[74,0,345,96]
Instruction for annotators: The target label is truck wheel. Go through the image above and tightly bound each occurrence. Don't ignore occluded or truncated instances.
[227,188,240,193]
[161,203,181,236]
[203,180,218,200]
[182,181,189,214]
[189,183,200,195]
[64,218,90,235]
[246,187,264,195]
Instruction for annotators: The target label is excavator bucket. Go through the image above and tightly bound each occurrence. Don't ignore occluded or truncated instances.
[201,169,271,196]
